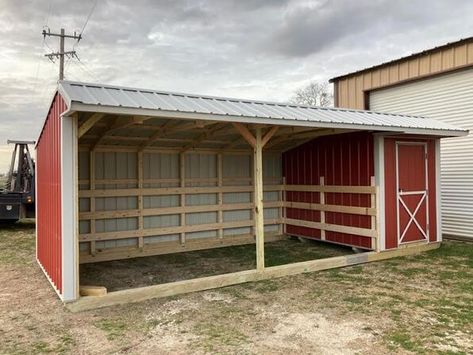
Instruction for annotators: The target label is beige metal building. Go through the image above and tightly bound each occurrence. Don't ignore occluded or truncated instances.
[330,37,473,240]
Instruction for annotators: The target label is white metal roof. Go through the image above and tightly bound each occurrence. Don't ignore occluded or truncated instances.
[58,80,468,137]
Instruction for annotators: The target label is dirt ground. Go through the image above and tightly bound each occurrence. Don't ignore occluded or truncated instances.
[80,238,353,291]
[1,221,472,354]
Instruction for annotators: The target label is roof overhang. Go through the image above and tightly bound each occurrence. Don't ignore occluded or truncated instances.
[68,101,468,138]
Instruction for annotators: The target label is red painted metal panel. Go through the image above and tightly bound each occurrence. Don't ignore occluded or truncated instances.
[36,93,65,295]
[283,132,374,249]
[397,144,427,243]
[384,137,437,249]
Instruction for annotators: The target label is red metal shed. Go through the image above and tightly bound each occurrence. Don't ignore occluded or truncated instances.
[35,81,467,306]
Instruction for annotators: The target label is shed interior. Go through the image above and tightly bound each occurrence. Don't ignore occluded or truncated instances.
[76,112,379,290]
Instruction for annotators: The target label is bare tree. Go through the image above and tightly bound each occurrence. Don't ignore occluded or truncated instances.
[290,81,333,107]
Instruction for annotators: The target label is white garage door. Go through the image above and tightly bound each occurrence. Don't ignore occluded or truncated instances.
[370,68,473,240]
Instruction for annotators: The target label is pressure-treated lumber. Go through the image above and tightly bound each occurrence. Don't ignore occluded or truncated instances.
[254,127,265,270]
[80,232,285,264]
[79,285,107,297]
[68,241,440,311]
[284,200,375,216]
[284,218,377,238]
[232,123,256,147]
[78,183,375,199]
[79,218,282,241]
[79,201,282,220]
[78,185,284,198]
[320,176,326,240]
[78,113,105,138]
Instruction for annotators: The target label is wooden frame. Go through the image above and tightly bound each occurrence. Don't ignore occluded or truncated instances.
[68,241,440,311]
[78,176,379,262]
[72,114,402,311]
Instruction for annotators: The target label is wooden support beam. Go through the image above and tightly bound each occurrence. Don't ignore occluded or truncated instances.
[89,151,96,256]
[320,176,326,240]
[217,153,223,239]
[370,176,377,250]
[232,123,256,148]
[78,113,105,138]
[180,152,186,245]
[284,218,377,238]
[80,232,285,264]
[79,285,107,297]
[68,242,440,311]
[138,151,144,251]
[254,127,265,271]
[261,126,279,147]
[90,117,118,151]
[181,123,224,152]
[139,120,180,151]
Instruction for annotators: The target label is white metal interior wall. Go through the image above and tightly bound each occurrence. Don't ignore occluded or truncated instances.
[370,68,473,239]
[78,149,282,255]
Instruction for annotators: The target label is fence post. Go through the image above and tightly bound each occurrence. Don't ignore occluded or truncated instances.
[320,176,325,240]
[370,176,377,250]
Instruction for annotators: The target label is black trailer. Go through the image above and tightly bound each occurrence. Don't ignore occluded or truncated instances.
[0,140,35,223]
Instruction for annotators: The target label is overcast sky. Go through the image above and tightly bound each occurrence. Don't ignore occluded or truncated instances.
[0,0,472,173]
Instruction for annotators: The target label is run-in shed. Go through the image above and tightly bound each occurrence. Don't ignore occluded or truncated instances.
[36,81,467,309]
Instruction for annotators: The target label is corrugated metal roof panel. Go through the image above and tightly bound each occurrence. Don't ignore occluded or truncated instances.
[58,80,467,136]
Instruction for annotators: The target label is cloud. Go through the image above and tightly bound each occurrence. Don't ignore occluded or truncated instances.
[0,0,472,172]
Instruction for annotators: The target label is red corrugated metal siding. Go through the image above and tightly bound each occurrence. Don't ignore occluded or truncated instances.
[36,93,65,294]
[283,132,374,249]
[384,137,437,249]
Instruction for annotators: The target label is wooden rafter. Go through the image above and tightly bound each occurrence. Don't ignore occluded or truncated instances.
[89,117,118,150]
[138,120,180,151]
[261,126,279,147]
[78,113,105,138]
[91,116,149,149]
[232,123,256,148]
[181,123,225,152]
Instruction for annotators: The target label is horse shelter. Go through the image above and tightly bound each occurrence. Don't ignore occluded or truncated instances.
[35,81,467,310]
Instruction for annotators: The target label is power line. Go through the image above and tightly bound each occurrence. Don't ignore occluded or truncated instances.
[73,0,98,52]
[42,28,81,80]
[81,0,98,35]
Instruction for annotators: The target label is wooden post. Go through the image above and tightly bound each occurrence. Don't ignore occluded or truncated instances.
[370,176,377,250]
[320,176,325,240]
[217,153,223,239]
[89,150,96,256]
[279,176,286,234]
[138,151,144,251]
[254,128,265,271]
[180,153,186,245]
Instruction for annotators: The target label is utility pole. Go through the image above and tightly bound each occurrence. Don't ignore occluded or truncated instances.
[43,28,82,80]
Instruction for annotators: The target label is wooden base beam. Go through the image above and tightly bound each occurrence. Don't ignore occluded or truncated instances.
[68,241,440,312]
[79,233,286,264]
[79,285,107,297]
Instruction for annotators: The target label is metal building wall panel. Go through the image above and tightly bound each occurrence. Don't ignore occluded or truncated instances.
[36,93,65,295]
[371,68,473,239]
[283,132,374,249]
[332,39,473,109]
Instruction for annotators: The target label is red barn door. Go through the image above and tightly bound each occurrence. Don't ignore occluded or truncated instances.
[396,142,429,245]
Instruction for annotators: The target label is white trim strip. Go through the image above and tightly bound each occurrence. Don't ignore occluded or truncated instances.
[374,135,386,251]
[61,115,79,302]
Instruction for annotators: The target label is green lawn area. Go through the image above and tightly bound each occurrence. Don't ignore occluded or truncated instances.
[0,222,472,354]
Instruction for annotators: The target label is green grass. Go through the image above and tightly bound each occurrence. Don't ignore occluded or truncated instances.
[192,322,249,352]
[0,220,35,266]
[95,319,128,340]
[387,330,424,352]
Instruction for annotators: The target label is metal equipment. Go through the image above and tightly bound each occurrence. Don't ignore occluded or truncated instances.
[0,140,36,223]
